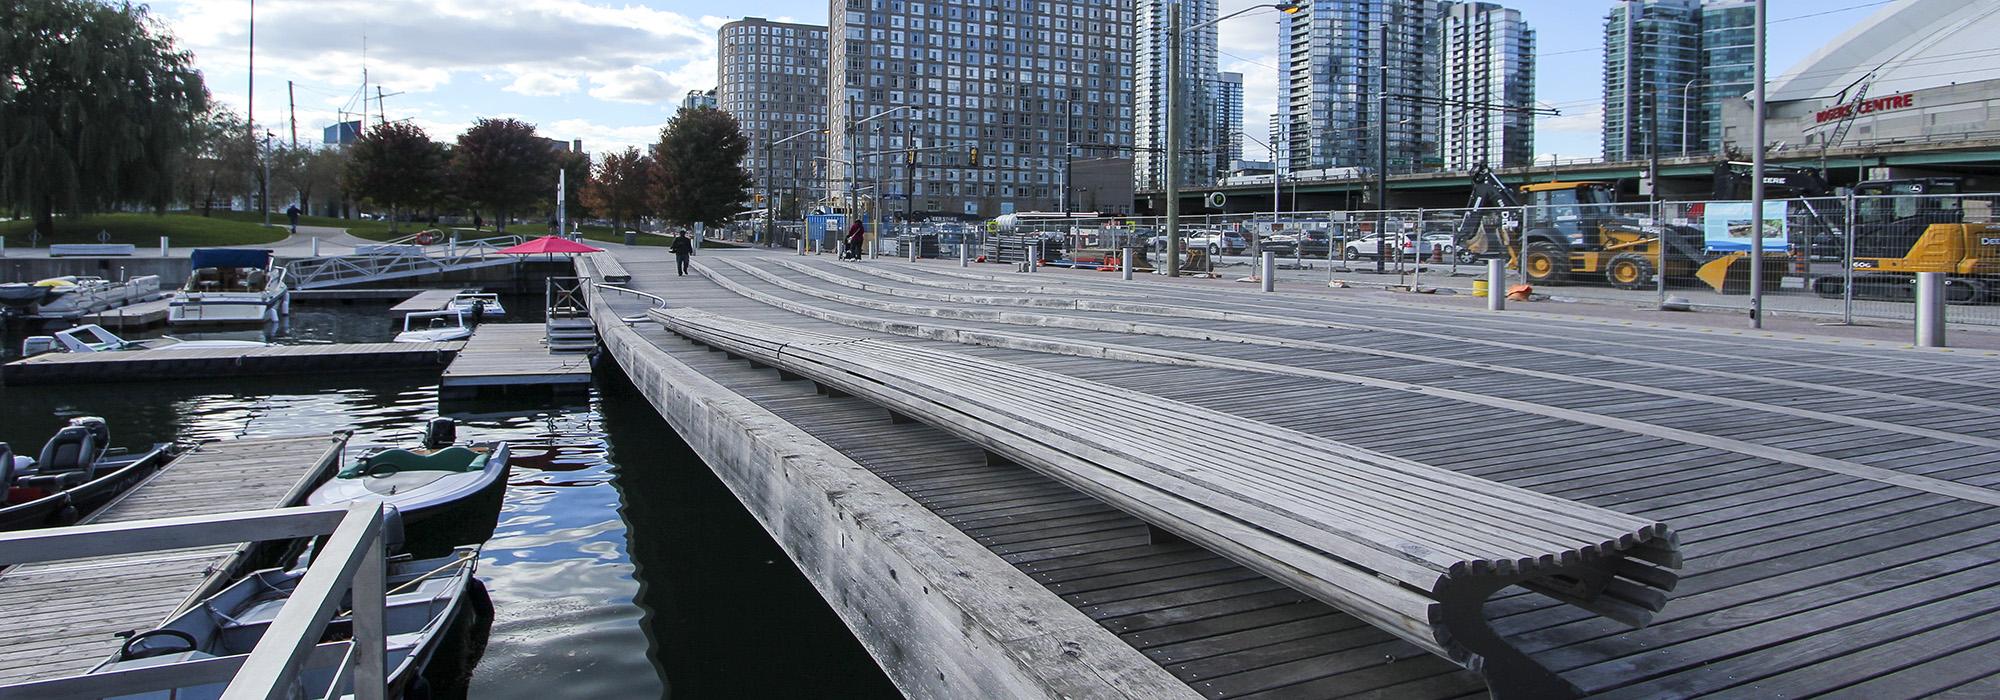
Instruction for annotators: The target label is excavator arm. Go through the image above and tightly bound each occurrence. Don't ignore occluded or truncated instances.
[1457,164,1522,257]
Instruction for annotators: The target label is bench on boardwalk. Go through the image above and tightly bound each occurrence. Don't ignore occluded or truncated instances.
[48,244,136,256]
[657,308,1683,699]
[585,252,631,284]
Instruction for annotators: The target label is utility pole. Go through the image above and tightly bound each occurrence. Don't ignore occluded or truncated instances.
[1647,87,1660,201]
[1164,2,1183,277]
[287,80,298,147]
[1750,0,1767,329]
[1376,23,1389,273]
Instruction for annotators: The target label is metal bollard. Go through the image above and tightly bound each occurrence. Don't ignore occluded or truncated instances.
[959,242,969,267]
[1487,259,1506,311]
[1029,243,1039,273]
[1260,252,1275,292]
[311,237,320,257]
[1122,247,1134,281]
[798,239,807,256]
[1915,271,1946,347]
[160,236,169,257]
[1,235,7,257]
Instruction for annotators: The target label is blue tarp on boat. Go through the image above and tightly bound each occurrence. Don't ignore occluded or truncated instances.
[189,249,272,269]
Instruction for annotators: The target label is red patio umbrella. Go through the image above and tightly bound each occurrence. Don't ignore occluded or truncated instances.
[496,235,604,255]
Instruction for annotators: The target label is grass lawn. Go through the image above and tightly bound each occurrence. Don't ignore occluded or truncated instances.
[0,213,288,247]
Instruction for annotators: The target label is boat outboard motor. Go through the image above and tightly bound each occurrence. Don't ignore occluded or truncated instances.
[379,504,408,555]
[69,417,110,461]
[422,418,457,451]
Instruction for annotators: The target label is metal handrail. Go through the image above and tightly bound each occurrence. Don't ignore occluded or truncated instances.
[286,235,524,289]
[592,282,669,308]
[0,503,389,700]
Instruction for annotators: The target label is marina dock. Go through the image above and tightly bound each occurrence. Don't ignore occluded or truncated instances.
[440,323,592,397]
[2,341,461,385]
[581,250,2000,699]
[390,289,463,314]
[77,296,173,329]
[0,434,347,684]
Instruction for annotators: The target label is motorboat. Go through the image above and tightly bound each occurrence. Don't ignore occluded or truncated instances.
[19,323,268,358]
[169,249,291,325]
[394,311,473,343]
[1,417,173,531]
[445,291,505,319]
[0,275,161,319]
[307,419,511,557]
[89,544,487,699]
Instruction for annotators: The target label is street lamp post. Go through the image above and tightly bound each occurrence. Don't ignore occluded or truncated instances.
[848,105,914,250]
[1680,77,1704,156]
[1164,0,1303,278]
[766,128,824,248]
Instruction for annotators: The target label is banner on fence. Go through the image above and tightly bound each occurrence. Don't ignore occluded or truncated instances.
[1702,201,1789,252]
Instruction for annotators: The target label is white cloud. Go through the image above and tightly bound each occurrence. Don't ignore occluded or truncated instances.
[587,66,681,104]
[543,118,668,156]
[505,71,580,98]
[1539,107,1604,134]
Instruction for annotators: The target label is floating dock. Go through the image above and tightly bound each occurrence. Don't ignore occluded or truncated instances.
[440,323,592,397]
[0,434,348,684]
[76,296,173,329]
[390,289,464,314]
[1,341,461,386]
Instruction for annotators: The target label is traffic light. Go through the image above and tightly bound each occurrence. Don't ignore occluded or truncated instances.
[969,146,980,167]
[755,194,766,204]
[906,149,916,165]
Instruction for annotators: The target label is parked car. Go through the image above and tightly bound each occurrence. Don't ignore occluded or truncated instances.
[1264,231,1335,257]
[1182,229,1249,255]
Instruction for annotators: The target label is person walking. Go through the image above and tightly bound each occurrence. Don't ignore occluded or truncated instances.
[845,220,865,260]
[285,204,301,234]
[671,231,694,276]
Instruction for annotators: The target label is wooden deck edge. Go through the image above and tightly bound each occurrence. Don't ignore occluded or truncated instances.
[588,289,1198,700]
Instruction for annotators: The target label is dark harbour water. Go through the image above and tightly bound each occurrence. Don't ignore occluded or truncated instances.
[0,315,901,698]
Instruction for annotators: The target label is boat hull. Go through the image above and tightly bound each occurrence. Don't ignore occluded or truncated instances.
[168,294,283,325]
[308,443,511,558]
[0,446,171,532]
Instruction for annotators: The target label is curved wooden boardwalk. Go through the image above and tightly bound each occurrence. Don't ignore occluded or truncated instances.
[596,249,2000,699]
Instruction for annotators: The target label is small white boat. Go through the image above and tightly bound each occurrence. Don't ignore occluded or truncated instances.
[88,544,486,699]
[445,291,505,319]
[169,249,291,325]
[395,310,473,343]
[0,275,161,319]
[308,419,512,557]
[18,323,267,357]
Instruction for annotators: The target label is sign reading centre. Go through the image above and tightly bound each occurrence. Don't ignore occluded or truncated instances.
[1815,93,1916,124]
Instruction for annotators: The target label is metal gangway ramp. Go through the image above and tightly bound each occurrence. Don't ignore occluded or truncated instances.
[286,234,522,289]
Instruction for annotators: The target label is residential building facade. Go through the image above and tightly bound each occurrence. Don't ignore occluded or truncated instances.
[680,88,718,112]
[1435,1,1535,169]
[1213,71,1245,181]
[1696,0,1754,156]
[717,17,829,215]
[1602,0,1702,162]
[1279,0,1436,185]
[827,0,1135,219]
[1135,0,1219,191]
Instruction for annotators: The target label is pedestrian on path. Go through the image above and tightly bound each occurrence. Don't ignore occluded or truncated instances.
[286,204,301,233]
[845,220,865,260]
[671,231,695,276]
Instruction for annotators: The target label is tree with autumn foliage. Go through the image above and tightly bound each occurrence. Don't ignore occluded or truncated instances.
[341,122,447,232]
[650,106,751,228]
[452,118,555,232]
[582,147,654,235]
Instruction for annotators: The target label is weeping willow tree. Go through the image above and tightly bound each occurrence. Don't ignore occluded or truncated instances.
[1,0,210,239]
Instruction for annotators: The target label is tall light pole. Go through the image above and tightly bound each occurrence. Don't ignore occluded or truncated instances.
[1750,0,1767,329]
[766,128,822,247]
[848,105,914,242]
[1680,77,1704,156]
[1164,1,1303,278]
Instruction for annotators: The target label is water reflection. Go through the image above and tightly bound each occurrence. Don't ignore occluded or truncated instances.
[0,360,897,699]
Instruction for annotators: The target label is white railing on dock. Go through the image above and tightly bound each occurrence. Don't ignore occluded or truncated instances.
[287,235,522,289]
[0,504,391,700]
[593,282,669,309]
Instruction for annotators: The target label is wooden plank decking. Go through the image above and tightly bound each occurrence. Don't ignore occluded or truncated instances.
[440,323,591,393]
[389,288,463,314]
[1,341,461,386]
[0,434,347,684]
[590,251,2000,699]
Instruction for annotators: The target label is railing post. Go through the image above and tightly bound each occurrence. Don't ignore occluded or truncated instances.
[160,236,170,257]
[1260,251,1275,292]
[351,527,387,700]
[1122,247,1135,281]
[1488,258,1506,311]
[1915,271,1946,347]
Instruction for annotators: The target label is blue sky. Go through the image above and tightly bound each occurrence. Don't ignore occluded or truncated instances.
[148,0,1888,161]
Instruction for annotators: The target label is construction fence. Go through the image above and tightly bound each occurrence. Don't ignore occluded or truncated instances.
[856,191,1999,327]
